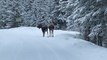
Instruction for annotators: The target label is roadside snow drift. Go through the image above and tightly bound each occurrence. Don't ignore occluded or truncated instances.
[0,27,107,60]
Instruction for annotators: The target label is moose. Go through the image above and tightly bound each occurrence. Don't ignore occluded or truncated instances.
[37,21,55,37]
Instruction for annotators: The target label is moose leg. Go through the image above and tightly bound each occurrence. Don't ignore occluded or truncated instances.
[42,29,45,37]
[51,30,53,37]
[52,30,54,37]
[42,30,44,37]
[47,29,48,37]
[50,30,52,37]
[49,30,51,37]
[43,31,46,37]
[49,30,50,37]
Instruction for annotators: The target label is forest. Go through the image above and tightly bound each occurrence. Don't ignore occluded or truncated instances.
[0,0,107,47]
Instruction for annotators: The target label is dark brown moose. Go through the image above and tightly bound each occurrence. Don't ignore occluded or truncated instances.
[37,22,55,37]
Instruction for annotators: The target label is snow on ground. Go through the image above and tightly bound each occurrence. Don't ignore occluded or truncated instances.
[0,27,107,60]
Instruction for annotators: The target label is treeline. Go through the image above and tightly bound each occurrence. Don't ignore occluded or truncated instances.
[0,0,67,29]
[58,0,107,47]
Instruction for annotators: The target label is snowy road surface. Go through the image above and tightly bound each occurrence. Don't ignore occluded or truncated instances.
[0,27,107,60]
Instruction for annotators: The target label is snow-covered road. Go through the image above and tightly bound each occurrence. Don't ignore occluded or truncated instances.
[0,27,107,60]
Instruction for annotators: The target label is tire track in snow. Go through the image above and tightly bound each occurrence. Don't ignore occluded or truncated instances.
[37,38,61,60]
[32,39,43,60]
[44,37,79,60]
